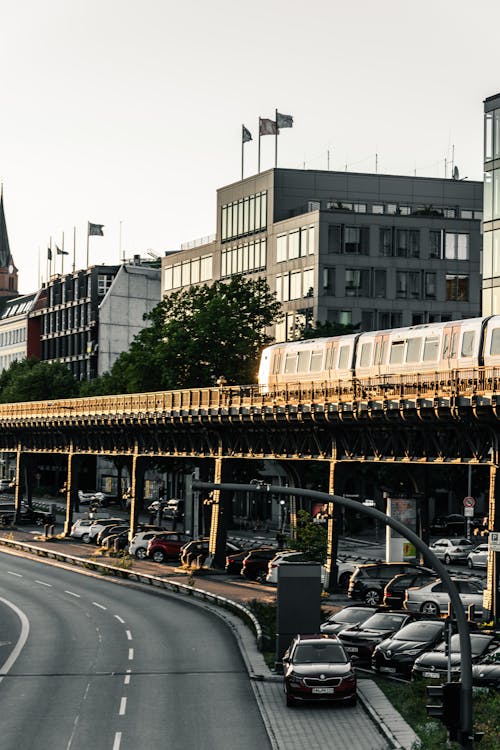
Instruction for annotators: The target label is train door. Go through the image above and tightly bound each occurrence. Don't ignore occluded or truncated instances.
[269,347,285,386]
[441,324,461,371]
[373,333,389,376]
[325,342,338,380]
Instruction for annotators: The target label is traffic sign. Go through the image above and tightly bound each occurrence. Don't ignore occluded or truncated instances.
[489,532,500,552]
[463,496,475,508]
[464,507,474,517]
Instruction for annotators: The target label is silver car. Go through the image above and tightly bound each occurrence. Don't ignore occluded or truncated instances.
[467,543,489,570]
[404,577,485,616]
[428,537,474,564]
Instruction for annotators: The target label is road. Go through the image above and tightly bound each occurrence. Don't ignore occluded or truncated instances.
[0,552,271,750]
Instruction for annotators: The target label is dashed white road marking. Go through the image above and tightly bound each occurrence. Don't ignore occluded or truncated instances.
[92,602,106,610]
[114,615,125,624]
[119,697,127,716]
[128,648,134,661]
[7,571,22,577]
[112,732,122,750]
[64,591,80,598]
[35,580,52,587]
[124,672,131,685]
[125,630,132,640]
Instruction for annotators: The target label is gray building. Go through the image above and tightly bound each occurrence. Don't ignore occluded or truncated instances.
[483,92,500,314]
[162,168,483,340]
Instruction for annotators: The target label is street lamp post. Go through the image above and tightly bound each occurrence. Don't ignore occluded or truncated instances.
[193,479,476,750]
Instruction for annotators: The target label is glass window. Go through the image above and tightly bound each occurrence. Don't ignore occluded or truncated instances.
[310,350,323,371]
[200,255,212,281]
[386,203,397,215]
[303,268,314,297]
[461,331,475,357]
[328,225,342,253]
[425,272,436,298]
[409,272,420,298]
[284,352,298,374]
[359,343,372,367]
[289,231,300,259]
[243,197,249,234]
[372,204,384,214]
[389,341,405,364]
[191,258,200,284]
[338,345,350,369]
[261,192,267,228]
[282,273,290,301]
[495,109,500,160]
[406,338,422,363]
[396,271,408,297]
[338,311,352,326]
[181,261,190,287]
[221,206,227,241]
[380,228,393,257]
[164,266,173,290]
[429,230,441,259]
[374,269,386,298]
[445,233,469,260]
[276,234,287,262]
[484,171,493,223]
[249,196,255,232]
[275,275,282,301]
[460,210,473,219]
[399,205,411,215]
[446,274,469,302]
[308,225,315,254]
[485,110,493,161]
[297,350,310,373]
[490,329,500,356]
[345,227,368,254]
[227,203,233,239]
[300,227,308,256]
[172,264,181,288]
[353,203,366,213]
[290,270,301,299]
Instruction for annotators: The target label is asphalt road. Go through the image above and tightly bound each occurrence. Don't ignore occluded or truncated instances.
[0,552,271,750]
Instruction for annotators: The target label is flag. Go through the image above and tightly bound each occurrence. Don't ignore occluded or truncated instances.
[277,112,293,129]
[259,117,277,136]
[47,246,52,261]
[56,245,69,255]
[242,125,252,143]
[88,222,104,236]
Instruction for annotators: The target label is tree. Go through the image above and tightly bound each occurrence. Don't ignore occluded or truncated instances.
[288,509,327,562]
[85,275,283,394]
[299,320,359,340]
[0,358,80,403]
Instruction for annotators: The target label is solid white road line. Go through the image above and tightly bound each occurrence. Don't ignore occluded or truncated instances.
[125,630,132,640]
[114,615,125,624]
[124,673,131,685]
[128,648,134,661]
[119,697,127,716]
[0,597,30,684]
[7,571,22,577]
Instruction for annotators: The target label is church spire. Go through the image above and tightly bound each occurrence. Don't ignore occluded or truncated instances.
[0,188,18,298]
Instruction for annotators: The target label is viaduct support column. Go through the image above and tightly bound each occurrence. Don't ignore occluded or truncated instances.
[207,455,228,569]
[128,448,146,542]
[13,444,23,523]
[485,463,499,621]
[63,448,84,536]
[325,456,340,592]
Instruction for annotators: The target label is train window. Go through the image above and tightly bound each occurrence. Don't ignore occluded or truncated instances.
[389,341,405,364]
[443,334,450,358]
[461,331,476,358]
[325,347,333,370]
[284,353,298,374]
[374,340,387,365]
[338,346,350,370]
[423,337,439,361]
[310,350,323,372]
[490,329,500,355]
[297,350,310,373]
[359,343,372,367]
[406,337,422,363]
[271,352,282,374]
[450,333,458,358]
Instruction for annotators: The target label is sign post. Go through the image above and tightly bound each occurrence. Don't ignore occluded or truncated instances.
[463,496,475,541]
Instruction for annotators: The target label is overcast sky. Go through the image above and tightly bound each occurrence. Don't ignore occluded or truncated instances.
[1,0,498,293]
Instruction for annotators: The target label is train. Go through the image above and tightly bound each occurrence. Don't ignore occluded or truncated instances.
[258,316,500,390]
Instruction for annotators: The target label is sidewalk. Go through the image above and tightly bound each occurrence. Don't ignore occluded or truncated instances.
[0,527,420,750]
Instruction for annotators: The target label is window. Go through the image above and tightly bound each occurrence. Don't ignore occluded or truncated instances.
[290,271,302,300]
[446,274,469,302]
[359,343,372,367]
[284,353,298,374]
[445,233,469,261]
[221,191,267,242]
[374,339,386,364]
[297,350,310,373]
[409,272,420,298]
[288,231,300,259]
[429,231,441,259]
[386,203,397,215]
[380,228,393,257]
[353,203,366,213]
[425,273,436,299]
[460,210,473,219]
[308,225,315,254]
[164,266,173,290]
[490,328,500,355]
[396,271,408,298]
[374,269,386,298]
[372,204,384,214]
[200,255,212,281]
[461,331,476,357]
[345,227,368,254]
[328,225,342,253]
[172,264,181,288]
[406,338,422,363]
[181,261,190,287]
[423,337,439,362]
[338,345,350,369]
[97,274,114,296]
[389,341,405,365]
[396,229,420,258]
[310,350,323,371]
[303,268,314,297]
[322,267,335,293]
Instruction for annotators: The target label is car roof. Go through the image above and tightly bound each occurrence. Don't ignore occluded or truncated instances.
[294,633,341,643]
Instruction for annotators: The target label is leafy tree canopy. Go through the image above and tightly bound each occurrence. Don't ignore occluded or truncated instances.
[84,275,282,395]
[299,320,359,340]
[0,358,80,403]
[287,509,327,562]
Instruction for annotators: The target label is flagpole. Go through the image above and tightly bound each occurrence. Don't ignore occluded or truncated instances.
[73,226,76,273]
[241,126,244,181]
[275,108,278,168]
[86,223,90,268]
[46,240,49,284]
[37,247,41,288]
[49,236,53,278]
[258,118,261,174]
[61,231,65,275]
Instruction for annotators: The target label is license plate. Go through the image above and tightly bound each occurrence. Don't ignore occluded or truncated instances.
[379,667,396,673]
[423,671,440,679]
[312,687,334,694]
[345,646,358,653]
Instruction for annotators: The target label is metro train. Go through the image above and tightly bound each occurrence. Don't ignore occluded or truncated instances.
[258,316,500,390]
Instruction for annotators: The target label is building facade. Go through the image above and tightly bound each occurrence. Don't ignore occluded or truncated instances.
[162,168,483,340]
[483,92,500,314]
[0,291,44,372]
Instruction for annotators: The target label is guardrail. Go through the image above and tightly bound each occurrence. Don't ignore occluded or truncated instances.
[0,535,263,651]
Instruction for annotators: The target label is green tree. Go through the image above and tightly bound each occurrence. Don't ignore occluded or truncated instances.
[288,509,327,562]
[85,275,282,394]
[0,358,80,403]
[299,320,359,339]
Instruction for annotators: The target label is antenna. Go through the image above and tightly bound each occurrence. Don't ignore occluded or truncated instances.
[452,165,460,180]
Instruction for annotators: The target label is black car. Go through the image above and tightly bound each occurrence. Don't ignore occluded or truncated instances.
[225,550,249,575]
[348,562,431,607]
[241,548,277,581]
[338,610,415,665]
[282,633,357,707]
[430,514,466,535]
[472,646,500,690]
[412,633,496,681]
[0,503,56,527]
[383,569,437,609]
[320,606,376,636]
[372,619,445,677]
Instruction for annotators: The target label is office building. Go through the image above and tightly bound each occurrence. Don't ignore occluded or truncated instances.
[483,92,500,314]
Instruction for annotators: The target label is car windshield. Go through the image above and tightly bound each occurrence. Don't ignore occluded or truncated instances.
[437,634,491,654]
[450,538,472,546]
[393,621,443,642]
[293,642,348,664]
[331,608,370,624]
[361,613,406,630]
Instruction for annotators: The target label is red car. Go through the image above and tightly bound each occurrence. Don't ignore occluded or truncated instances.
[240,548,277,581]
[147,532,192,563]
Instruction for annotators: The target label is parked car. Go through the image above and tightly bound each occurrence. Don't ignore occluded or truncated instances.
[337,610,415,665]
[180,538,240,568]
[241,548,277,581]
[428,537,474,564]
[70,517,97,541]
[282,634,357,707]
[128,529,169,559]
[348,562,431,606]
[412,633,496,681]
[383,569,437,609]
[0,478,13,492]
[320,606,376,636]
[78,490,116,507]
[163,498,184,520]
[404,577,485,616]
[97,524,129,546]
[372,619,445,677]
[430,514,466,535]
[225,549,250,575]
[0,503,56,527]
[147,532,192,563]
[86,518,124,544]
[472,645,500,690]
[266,550,356,590]
[467,543,489,570]
[102,530,129,551]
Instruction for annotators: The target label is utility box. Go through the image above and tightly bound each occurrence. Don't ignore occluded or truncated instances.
[275,562,322,671]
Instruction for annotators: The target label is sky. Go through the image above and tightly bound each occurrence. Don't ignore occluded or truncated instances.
[1,0,499,294]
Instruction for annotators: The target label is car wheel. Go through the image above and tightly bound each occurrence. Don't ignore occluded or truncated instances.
[364,588,381,606]
[135,548,147,560]
[82,533,90,544]
[152,550,165,563]
[420,601,439,615]
[468,558,474,569]
[444,554,451,565]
